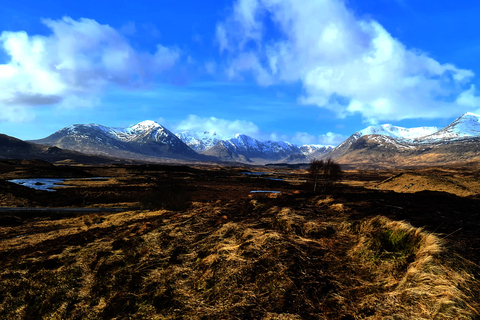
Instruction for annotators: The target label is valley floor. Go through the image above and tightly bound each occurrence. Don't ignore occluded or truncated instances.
[0,161,479,319]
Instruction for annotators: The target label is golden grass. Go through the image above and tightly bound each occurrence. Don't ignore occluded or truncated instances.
[371,172,480,197]
[1,200,478,319]
[348,216,480,319]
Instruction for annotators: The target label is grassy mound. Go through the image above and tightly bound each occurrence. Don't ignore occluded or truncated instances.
[349,216,479,319]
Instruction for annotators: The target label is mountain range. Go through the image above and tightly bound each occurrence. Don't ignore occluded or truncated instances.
[325,112,480,167]
[5,112,479,167]
[33,121,199,162]
[31,122,333,163]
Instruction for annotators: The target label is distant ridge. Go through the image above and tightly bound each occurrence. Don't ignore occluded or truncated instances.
[21,112,480,167]
[0,134,112,164]
[322,113,480,167]
[31,121,199,161]
[176,131,333,163]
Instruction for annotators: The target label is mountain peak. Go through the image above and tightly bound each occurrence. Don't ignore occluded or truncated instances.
[128,120,162,131]
[356,124,439,140]
[460,112,480,118]
[419,112,480,141]
[175,130,224,152]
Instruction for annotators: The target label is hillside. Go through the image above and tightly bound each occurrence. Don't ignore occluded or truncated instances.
[0,134,116,164]
[32,121,200,161]
[320,113,480,168]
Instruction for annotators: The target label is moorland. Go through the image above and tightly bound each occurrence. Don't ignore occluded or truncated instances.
[1,159,480,319]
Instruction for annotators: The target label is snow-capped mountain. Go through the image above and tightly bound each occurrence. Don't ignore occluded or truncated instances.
[299,145,334,156]
[175,132,331,162]
[32,121,198,160]
[324,112,480,167]
[345,113,480,146]
[224,134,299,155]
[355,124,439,140]
[417,112,480,142]
[33,121,335,163]
[28,112,480,166]
[200,134,303,162]
[175,131,223,152]
[333,124,438,155]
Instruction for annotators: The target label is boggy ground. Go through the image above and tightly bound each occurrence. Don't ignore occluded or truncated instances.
[0,161,479,319]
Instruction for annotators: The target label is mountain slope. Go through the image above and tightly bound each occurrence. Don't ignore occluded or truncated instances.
[177,132,331,163]
[32,121,198,161]
[323,113,480,167]
[201,134,302,162]
[299,145,334,156]
[357,124,439,140]
[175,131,223,152]
[0,134,111,164]
[417,112,480,142]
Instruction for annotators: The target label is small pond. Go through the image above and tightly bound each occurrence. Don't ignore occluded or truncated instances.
[7,177,109,192]
[8,178,70,192]
[250,191,281,194]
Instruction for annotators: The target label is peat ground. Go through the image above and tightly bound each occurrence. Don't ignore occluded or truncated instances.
[0,161,479,319]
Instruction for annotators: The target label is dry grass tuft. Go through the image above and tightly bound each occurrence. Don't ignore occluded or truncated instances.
[348,216,480,319]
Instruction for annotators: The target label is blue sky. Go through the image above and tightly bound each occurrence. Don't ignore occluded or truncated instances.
[1,0,480,145]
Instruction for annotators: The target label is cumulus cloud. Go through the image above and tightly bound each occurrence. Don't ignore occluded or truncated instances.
[175,114,260,138]
[318,132,346,145]
[456,85,480,109]
[0,17,180,120]
[291,131,345,146]
[175,115,346,145]
[217,0,479,122]
[0,106,34,123]
[291,132,316,145]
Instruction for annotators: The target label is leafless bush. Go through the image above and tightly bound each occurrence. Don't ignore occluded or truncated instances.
[308,158,343,194]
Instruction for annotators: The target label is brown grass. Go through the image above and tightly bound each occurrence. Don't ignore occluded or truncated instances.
[372,172,480,197]
[1,164,480,319]
[348,216,479,319]
[1,198,478,319]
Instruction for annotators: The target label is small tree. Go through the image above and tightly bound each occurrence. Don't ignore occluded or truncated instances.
[308,158,343,193]
[309,158,324,194]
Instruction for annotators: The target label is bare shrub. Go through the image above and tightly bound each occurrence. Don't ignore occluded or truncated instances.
[308,158,343,193]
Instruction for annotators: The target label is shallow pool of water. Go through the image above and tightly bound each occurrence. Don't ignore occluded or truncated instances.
[242,171,272,176]
[8,178,69,192]
[7,177,109,192]
[250,190,281,193]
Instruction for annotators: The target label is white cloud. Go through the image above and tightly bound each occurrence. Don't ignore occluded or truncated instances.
[174,114,260,138]
[318,132,346,146]
[292,132,316,145]
[0,106,35,123]
[217,0,479,122]
[174,115,346,146]
[456,85,480,108]
[291,131,346,146]
[0,17,180,120]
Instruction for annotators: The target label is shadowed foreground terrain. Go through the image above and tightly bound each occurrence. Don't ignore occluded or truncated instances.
[0,161,479,319]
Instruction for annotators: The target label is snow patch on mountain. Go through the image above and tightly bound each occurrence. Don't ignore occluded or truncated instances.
[175,131,224,151]
[356,124,439,140]
[300,144,334,155]
[211,134,301,160]
[224,134,299,153]
[418,112,480,142]
[109,121,169,142]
